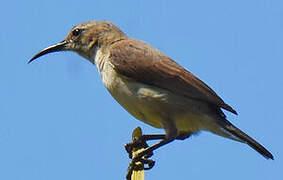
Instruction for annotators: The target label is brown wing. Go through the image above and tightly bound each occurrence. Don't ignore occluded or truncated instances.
[109,39,237,115]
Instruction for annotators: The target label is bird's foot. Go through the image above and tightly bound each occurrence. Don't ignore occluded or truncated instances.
[125,127,156,179]
[129,148,155,169]
[126,148,155,180]
[125,135,153,159]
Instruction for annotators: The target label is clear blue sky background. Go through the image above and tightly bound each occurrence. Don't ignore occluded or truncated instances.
[0,0,282,179]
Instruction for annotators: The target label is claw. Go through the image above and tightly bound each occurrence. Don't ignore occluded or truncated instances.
[125,127,158,179]
[141,159,155,170]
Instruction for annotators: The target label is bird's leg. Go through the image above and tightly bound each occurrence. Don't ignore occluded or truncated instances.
[126,131,192,159]
[130,124,178,165]
[126,127,192,178]
[125,134,166,158]
[142,132,192,141]
[142,134,166,141]
[126,127,193,177]
[126,135,175,179]
[125,135,150,159]
[126,127,158,179]
[128,137,175,169]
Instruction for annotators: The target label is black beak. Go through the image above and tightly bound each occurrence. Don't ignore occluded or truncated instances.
[28,40,68,63]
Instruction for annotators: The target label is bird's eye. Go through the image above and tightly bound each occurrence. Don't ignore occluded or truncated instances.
[72,29,81,36]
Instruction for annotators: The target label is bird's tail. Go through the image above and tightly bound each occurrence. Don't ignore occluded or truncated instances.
[217,119,274,160]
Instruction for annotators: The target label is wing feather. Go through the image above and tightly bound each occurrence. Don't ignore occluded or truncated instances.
[109,39,237,115]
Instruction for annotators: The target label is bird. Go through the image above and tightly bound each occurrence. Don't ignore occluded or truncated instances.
[29,20,273,161]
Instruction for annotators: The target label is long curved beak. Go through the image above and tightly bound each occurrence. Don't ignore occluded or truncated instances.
[28,40,68,63]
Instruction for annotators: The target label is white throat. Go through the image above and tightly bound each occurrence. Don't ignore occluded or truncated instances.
[94,49,106,74]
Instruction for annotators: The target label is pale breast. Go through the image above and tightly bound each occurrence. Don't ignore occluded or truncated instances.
[94,50,222,135]
[95,50,165,128]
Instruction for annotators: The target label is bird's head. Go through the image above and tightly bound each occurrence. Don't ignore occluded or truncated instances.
[29,21,126,63]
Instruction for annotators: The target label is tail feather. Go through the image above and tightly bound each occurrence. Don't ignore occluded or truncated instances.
[219,119,274,160]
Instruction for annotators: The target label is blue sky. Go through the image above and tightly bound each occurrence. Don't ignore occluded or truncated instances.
[0,0,282,179]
